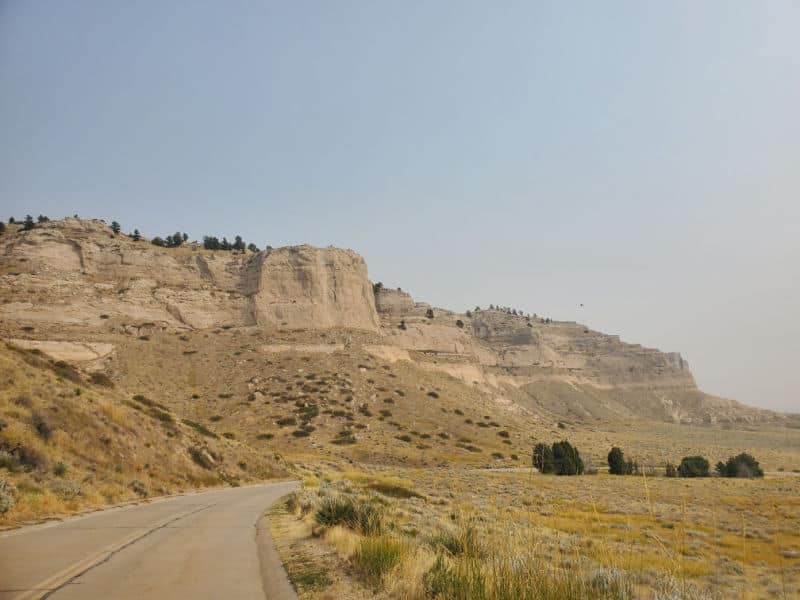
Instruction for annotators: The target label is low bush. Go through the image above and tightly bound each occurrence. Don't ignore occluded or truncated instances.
[331,429,357,445]
[49,479,83,499]
[89,371,115,387]
[716,453,764,478]
[0,451,20,472]
[31,411,54,440]
[181,419,219,438]
[15,445,49,471]
[678,455,710,478]
[188,446,215,470]
[129,479,148,498]
[0,479,18,514]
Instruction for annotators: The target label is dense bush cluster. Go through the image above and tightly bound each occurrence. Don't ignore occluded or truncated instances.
[607,446,639,475]
[678,455,710,478]
[533,441,584,475]
[151,231,188,248]
[716,453,764,478]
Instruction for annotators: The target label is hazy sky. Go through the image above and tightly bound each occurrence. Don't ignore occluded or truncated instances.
[1,2,798,412]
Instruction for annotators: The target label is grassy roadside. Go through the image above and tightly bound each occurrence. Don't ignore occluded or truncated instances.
[267,465,800,599]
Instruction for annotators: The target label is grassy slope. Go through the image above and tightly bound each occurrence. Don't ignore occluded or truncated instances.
[0,343,287,526]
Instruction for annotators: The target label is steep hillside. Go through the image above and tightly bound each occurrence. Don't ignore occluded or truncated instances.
[0,341,288,526]
[0,217,781,460]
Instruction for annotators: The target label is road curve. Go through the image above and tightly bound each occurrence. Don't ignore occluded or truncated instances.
[0,481,299,600]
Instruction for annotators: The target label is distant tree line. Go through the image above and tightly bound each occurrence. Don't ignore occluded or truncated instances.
[3,216,268,255]
[152,232,189,248]
[608,446,764,479]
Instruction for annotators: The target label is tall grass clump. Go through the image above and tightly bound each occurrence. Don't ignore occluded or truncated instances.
[423,521,631,600]
[353,535,408,585]
[424,550,632,600]
[315,494,382,535]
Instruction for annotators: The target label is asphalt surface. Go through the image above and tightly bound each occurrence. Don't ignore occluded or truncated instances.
[0,481,299,599]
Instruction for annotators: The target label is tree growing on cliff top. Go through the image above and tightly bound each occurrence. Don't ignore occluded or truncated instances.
[111,221,121,234]
[23,215,35,230]
[131,229,141,241]
[233,235,246,252]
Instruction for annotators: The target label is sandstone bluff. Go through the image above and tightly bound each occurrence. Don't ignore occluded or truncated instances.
[0,218,777,425]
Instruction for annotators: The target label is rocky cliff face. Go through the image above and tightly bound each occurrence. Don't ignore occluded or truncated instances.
[374,286,415,314]
[0,218,778,424]
[0,219,379,332]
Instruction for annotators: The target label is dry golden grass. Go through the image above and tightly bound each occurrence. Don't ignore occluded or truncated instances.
[0,343,287,527]
[270,459,800,599]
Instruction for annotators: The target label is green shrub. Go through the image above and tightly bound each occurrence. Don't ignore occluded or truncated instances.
[51,360,82,384]
[678,455,710,478]
[188,446,215,469]
[353,535,406,584]
[0,479,18,514]
[181,419,219,439]
[608,447,626,475]
[0,451,20,472]
[532,443,554,473]
[49,479,83,499]
[552,441,584,475]
[31,411,54,440]
[129,479,148,498]
[150,408,174,423]
[276,416,296,427]
[331,429,357,445]
[53,461,68,477]
[715,453,764,478]
[15,445,49,471]
[89,371,115,387]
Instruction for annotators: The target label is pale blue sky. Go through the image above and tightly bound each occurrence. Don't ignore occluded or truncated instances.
[1,2,798,411]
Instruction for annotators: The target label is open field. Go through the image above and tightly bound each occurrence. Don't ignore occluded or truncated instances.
[272,421,800,600]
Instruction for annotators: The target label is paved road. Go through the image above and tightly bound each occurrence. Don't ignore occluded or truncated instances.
[0,481,299,599]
